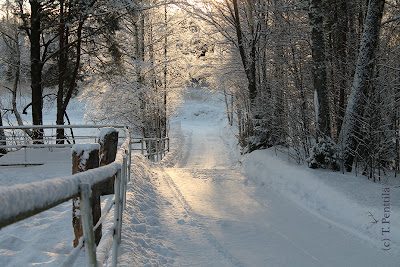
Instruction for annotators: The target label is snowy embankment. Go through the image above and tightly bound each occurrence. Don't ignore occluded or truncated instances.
[119,154,181,266]
[241,148,400,253]
[118,116,185,265]
[159,120,185,168]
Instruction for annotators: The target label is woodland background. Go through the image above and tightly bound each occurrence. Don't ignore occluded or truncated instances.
[0,0,399,180]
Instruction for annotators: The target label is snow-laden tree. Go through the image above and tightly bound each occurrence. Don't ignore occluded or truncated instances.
[0,0,33,139]
[81,1,187,138]
[339,0,386,172]
[0,0,126,142]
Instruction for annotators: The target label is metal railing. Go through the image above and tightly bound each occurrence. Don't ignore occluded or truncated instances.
[0,125,127,166]
[0,126,131,267]
[0,125,169,164]
[131,137,169,162]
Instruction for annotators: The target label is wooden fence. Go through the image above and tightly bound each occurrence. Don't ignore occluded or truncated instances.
[0,126,131,267]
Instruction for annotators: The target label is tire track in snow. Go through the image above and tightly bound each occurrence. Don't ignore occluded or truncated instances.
[165,122,325,265]
[157,166,244,267]
[177,129,192,168]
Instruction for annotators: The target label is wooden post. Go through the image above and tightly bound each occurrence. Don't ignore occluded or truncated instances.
[72,144,100,248]
[98,128,118,195]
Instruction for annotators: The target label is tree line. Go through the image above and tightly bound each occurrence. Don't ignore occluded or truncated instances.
[0,0,191,147]
[1,0,400,180]
[182,0,399,180]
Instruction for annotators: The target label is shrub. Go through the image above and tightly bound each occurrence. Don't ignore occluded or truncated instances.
[307,137,340,170]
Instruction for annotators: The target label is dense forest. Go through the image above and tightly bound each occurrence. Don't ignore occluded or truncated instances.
[0,0,399,180]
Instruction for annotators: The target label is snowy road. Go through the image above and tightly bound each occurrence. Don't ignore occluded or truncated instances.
[155,99,399,266]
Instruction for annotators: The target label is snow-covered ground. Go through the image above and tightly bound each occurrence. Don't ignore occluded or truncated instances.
[143,87,399,266]
[0,87,399,266]
[118,87,399,265]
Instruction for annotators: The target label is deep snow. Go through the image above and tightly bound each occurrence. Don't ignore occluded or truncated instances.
[0,87,399,266]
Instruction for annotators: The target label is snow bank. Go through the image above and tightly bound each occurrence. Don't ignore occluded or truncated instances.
[118,154,177,266]
[160,121,184,168]
[241,148,400,253]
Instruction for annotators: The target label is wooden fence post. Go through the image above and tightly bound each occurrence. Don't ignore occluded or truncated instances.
[98,128,119,195]
[72,144,100,247]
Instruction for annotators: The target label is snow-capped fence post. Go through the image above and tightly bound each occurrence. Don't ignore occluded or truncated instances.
[72,144,100,248]
[79,183,98,267]
[98,128,119,195]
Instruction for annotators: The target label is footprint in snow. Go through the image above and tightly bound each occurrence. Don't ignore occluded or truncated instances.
[146,216,160,226]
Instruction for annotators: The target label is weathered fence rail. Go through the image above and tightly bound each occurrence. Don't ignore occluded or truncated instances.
[0,126,131,267]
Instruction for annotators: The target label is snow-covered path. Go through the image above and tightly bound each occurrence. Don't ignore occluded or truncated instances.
[151,90,399,266]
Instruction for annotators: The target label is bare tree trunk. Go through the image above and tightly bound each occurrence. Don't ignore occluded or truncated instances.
[335,0,349,140]
[56,18,85,145]
[340,0,385,172]
[29,0,44,142]
[162,5,168,139]
[4,15,34,138]
[224,89,233,125]
[231,0,257,104]
[56,0,66,144]
[308,0,331,138]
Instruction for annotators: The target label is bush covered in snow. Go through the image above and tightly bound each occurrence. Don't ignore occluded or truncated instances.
[307,137,340,170]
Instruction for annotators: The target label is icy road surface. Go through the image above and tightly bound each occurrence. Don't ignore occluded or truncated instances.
[153,92,398,266]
